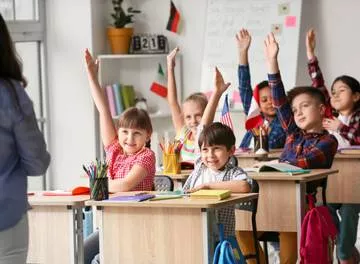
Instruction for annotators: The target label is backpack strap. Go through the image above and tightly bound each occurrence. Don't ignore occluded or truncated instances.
[306,194,316,210]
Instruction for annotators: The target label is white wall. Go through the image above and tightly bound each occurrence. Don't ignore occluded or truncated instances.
[46,0,96,188]
[46,0,360,189]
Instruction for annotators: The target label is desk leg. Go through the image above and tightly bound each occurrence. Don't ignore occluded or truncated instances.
[202,208,216,264]
[74,207,84,264]
[97,207,104,264]
[296,182,306,263]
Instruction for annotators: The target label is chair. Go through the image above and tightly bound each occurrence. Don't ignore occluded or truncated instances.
[153,175,174,191]
[228,155,238,167]
[235,179,261,264]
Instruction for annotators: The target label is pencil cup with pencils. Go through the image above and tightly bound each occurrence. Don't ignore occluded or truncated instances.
[163,153,181,174]
[83,160,109,201]
[160,139,182,174]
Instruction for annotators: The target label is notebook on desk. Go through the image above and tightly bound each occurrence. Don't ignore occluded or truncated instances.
[338,146,360,154]
[106,193,155,202]
[190,190,231,200]
[244,163,310,175]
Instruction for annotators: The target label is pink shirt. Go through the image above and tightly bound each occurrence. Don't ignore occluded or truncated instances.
[105,139,155,191]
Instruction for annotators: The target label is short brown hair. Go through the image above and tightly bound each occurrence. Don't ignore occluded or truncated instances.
[287,86,326,106]
[184,92,208,112]
[118,107,153,135]
[198,122,235,151]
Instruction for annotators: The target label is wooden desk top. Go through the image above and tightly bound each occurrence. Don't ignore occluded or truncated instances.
[156,170,192,180]
[28,193,90,206]
[236,149,282,159]
[247,169,338,182]
[334,153,360,159]
[85,193,258,209]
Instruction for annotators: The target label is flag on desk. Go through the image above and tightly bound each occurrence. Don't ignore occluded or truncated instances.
[220,94,234,131]
[245,85,263,130]
[166,1,180,33]
[150,63,167,98]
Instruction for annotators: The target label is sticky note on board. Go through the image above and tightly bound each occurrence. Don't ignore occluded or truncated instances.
[278,3,290,15]
[285,16,297,28]
[271,24,283,35]
[232,90,241,103]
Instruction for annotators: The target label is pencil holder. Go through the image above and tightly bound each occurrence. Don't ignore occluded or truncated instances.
[254,135,269,152]
[90,177,109,201]
[163,153,181,174]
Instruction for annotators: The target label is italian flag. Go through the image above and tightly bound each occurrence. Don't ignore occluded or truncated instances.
[150,63,167,98]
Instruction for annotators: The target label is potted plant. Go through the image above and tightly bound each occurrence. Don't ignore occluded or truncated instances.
[107,0,141,54]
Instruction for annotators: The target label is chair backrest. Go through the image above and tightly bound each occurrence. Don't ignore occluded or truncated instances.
[153,175,174,191]
[235,180,259,213]
[228,156,238,167]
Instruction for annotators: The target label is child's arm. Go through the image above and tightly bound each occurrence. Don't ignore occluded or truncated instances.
[188,180,251,193]
[236,29,253,115]
[167,47,184,132]
[108,164,148,192]
[85,49,117,147]
[282,135,338,169]
[306,29,332,108]
[200,67,231,126]
[264,33,295,133]
[324,113,360,145]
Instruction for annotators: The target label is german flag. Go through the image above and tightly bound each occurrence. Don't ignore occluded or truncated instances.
[166,1,180,33]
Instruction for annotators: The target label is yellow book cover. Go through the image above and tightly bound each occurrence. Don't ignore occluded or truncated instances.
[190,190,231,200]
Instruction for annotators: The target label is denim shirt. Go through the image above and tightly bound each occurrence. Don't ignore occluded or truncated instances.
[0,79,50,231]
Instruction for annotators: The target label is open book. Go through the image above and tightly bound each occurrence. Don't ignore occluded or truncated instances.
[338,146,360,154]
[244,162,311,175]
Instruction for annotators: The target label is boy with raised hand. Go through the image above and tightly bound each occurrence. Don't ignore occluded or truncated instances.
[236,28,286,149]
[237,32,338,263]
[184,67,251,240]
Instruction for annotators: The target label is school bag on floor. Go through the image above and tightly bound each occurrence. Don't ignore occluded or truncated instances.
[300,194,338,264]
[213,224,245,264]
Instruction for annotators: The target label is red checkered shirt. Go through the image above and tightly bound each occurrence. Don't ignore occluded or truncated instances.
[104,139,155,191]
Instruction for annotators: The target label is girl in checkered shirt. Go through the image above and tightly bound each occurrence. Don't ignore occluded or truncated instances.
[306,29,360,264]
[84,50,156,264]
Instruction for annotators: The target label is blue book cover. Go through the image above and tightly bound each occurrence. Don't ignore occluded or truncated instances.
[112,83,124,115]
[106,193,155,202]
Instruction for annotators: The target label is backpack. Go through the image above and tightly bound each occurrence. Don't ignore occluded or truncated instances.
[300,194,338,264]
[213,224,246,264]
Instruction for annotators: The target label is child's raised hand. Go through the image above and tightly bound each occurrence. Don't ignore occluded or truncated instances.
[236,28,252,52]
[264,32,279,61]
[214,67,231,95]
[323,117,341,132]
[167,47,179,69]
[85,49,99,84]
[306,28,316,60]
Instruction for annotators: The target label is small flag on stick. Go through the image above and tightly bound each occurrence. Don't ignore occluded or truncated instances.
[166,1,180,33]
[220,94,234,131]
[150,63,167,98]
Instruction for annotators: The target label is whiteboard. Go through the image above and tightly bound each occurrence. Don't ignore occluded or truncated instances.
[201,0,303,110]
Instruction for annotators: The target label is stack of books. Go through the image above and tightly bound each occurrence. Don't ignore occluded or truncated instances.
[190,190,231,200]
[104,84,136,117]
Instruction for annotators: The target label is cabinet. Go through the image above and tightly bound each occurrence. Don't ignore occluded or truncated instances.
[95,54,182,160]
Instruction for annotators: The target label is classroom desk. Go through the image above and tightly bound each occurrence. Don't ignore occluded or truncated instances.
[327,154,360,203]
[156,169,192,189]
[235,169,338,258]
[86,193,258,264]
[27,194,89,264]
[236,149,281,168]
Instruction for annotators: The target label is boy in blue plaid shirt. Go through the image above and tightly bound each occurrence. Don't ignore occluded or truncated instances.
[236,29,286,149]
[237,33,338,264]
